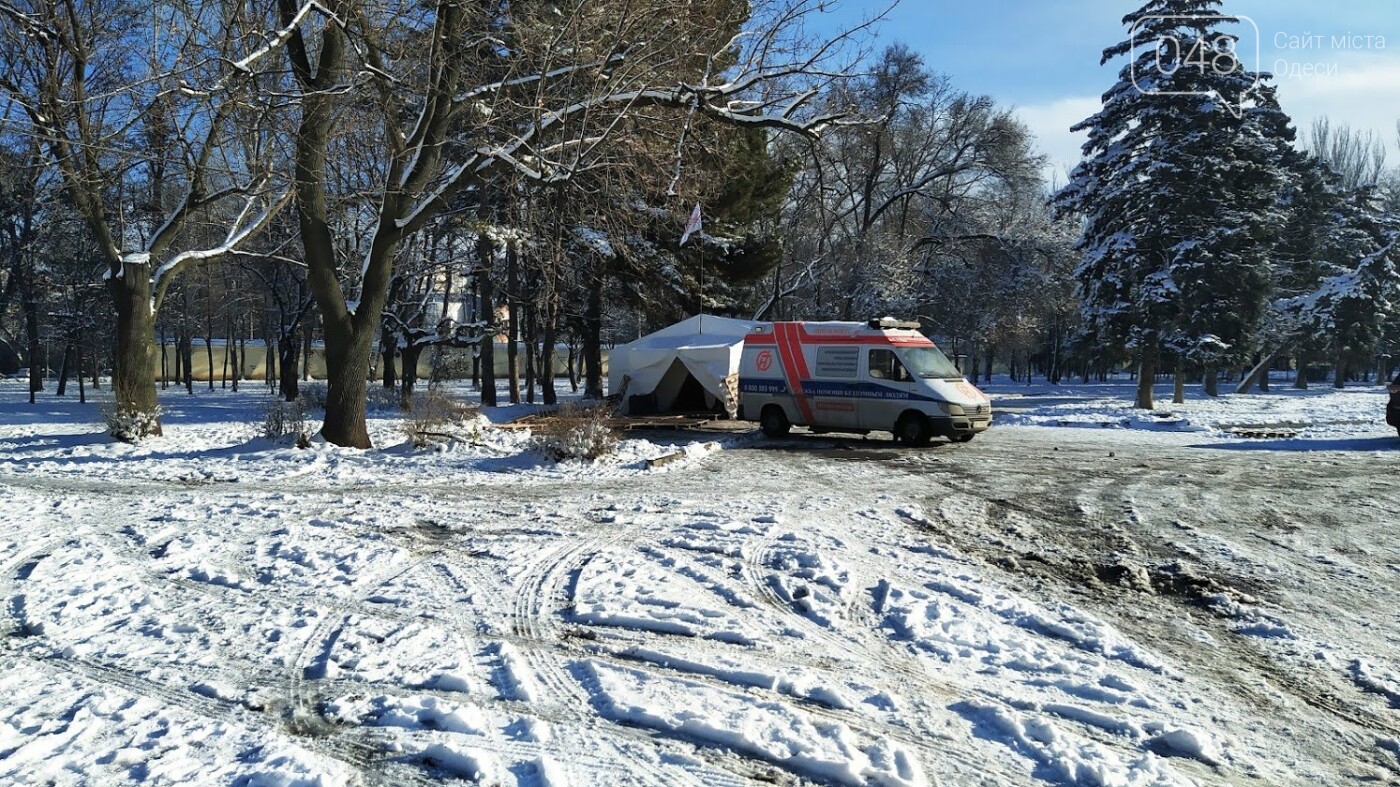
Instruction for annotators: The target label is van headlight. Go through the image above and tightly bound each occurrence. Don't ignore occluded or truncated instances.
[945,404,965,416]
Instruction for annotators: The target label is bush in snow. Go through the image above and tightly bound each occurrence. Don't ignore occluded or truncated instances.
[296,382,400,414]
[261,397,313,448]
[402,386,485,448]
[101,404,163,443]
[297,383,327,411]
[531,404,619,461]
[365,384,403,412]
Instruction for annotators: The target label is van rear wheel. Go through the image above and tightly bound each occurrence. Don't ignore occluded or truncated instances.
[760,406,791,438]
[895,413,933,447]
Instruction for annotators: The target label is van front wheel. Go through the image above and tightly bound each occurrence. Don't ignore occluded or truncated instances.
[895,413,933,447]
[760,406,791,438]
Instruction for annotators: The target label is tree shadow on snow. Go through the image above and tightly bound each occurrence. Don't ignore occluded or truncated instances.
[0,431,308,469]
[1193,436,1400,453]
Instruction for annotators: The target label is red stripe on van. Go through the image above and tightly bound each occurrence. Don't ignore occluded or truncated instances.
[775,323,815,425]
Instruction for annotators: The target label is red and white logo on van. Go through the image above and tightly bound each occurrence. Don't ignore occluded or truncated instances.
[756,350,774,372]
[955,381,989,403]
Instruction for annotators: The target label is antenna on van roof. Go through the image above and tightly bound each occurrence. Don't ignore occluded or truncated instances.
[868,317,922,330]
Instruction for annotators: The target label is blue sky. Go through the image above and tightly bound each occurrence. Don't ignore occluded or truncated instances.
[812,1,1400,179]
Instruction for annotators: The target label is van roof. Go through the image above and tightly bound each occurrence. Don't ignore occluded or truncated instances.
[748,321,935,346]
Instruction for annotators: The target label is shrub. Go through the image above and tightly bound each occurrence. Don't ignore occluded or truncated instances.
[530,404,619,461]
[297,382,327,411]
[295,382,397,414]
[262,397,313,448]
[101,404,163,443]
[366,384,401,413]
[402,387,484,448]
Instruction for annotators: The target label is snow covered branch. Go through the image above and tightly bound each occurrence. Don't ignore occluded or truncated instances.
[151,186,293,311]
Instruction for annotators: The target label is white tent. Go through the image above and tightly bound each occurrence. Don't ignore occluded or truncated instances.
[608,315,757,417]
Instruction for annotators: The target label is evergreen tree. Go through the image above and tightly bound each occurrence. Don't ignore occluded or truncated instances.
[1055,0,1295,408]
[612,125,793,327]
[1277,180,1399,385]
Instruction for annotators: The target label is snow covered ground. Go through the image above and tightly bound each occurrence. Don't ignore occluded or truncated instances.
[1,378,1398,786]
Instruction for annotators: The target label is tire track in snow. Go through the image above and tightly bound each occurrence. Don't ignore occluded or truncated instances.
[18,651,440,785]
[0,535,66,642]
[81,516,453,785]
[505,525,696,787]
[736,529,1018,783]
[503,515,767,787]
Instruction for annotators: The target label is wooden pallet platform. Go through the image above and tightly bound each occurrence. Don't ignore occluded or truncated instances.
[497,413,721,431]
[1225,427,1299,439]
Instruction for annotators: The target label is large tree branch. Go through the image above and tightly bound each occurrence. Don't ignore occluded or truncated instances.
[152,186,292,310]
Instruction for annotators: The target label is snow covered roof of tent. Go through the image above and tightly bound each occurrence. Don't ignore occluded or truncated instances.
[608,315,758,415]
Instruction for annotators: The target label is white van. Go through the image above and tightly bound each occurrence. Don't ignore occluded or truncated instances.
[737,319,991,445]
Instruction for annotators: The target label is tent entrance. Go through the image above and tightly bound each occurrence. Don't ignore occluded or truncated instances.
[628,358,722,416]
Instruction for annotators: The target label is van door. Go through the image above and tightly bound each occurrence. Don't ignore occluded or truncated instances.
[860,348,917,431]
[809,345,861,429]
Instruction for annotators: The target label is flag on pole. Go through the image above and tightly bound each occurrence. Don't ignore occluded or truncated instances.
[679,203,702,246]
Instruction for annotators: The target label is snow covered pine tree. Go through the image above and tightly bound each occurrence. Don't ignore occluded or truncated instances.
[1055,0,1295,409]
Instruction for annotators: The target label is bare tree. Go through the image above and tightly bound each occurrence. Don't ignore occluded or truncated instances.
[0,0,288,437]
[274,0,857,446]
[1308,117,1389,190]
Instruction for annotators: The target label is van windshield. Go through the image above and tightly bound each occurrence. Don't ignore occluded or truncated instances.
[901,346,964,379]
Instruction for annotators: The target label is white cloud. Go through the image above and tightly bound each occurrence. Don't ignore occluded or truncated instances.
[1014,96,1098,185]
[1271,51,1400,150]
[1015,51,1400,186]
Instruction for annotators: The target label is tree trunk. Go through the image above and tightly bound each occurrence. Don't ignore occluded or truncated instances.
[221,324,231,389]
[566,340,578,393]
[110,265,162,435]
[173,332,183,388]
[477,236,497,407]
[279,333,301,402]
[1135,347,1157,410]
[1334,354,1346,390]
[506,241,520,405]
[1172,361,1185,404]
[77,342,86,404]
[583,274,604,399]
[205,336,215,390]
[468,273,480,390]
[523,297,537,405]
[182,333,194,395]
[400,341,423,410]
[302,320,313,382]
[320,326,374,448]
[23,268,41,404]
[540,296,558,406]
[1236,351,1275,394]
[380,325,397,389]
[264,329,276,390]
[1294,352,1308,389]
[56,342,73,397]
[237,331,246,392]
[1204,366,1219,397]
